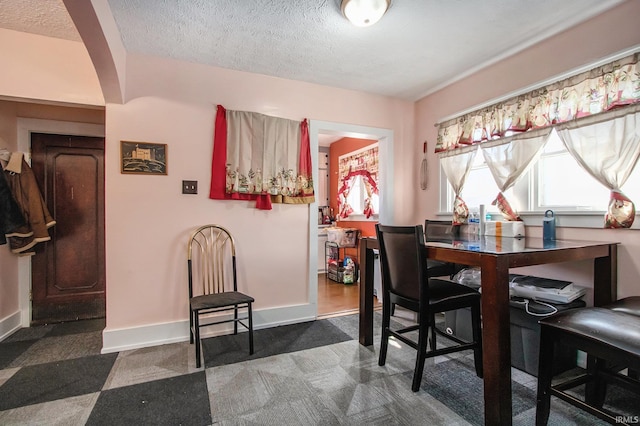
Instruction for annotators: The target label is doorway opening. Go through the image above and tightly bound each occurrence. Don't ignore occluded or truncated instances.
[16,119,105,327]
[308,120,393,319]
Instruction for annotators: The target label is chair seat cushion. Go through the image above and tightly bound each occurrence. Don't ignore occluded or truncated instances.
[428,278,480,306]
[606,296,640,317]
[190,291,254,311]
[540,307,640,359]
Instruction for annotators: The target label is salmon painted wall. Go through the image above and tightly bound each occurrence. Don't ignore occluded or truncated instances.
[414,0,640,300]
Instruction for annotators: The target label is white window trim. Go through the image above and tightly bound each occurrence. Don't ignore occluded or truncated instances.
[340,213,379,222]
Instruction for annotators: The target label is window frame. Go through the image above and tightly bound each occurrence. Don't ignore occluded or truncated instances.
[341,174,380,222]
[438,149,640,230]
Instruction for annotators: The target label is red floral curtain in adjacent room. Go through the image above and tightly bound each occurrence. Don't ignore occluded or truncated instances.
[337,145,379,219]
[209,105,314,210]
[436,53,640,153]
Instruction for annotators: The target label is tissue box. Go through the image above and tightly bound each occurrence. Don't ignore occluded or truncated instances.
[483,236,525,252]
[484,221,525,238]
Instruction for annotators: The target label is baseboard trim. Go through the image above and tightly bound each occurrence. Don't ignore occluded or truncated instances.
[0,311,22,342]
[101,303,317,354]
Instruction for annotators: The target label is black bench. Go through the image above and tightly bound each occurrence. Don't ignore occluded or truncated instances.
[606,296,640,316]
[536,307,640,425]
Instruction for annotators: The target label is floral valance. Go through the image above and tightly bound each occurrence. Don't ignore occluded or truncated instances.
[436,52,640,153]
[209,105,314,210]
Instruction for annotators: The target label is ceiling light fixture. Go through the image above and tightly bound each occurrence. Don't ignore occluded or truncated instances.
[341,0,390,27]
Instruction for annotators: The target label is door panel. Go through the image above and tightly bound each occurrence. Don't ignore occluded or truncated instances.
[30,133,105,325]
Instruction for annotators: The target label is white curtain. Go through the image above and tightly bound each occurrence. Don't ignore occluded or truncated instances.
[226,110,301,196]
[556,107,640,228]
[481,128,551,220]
[439,146,478,225]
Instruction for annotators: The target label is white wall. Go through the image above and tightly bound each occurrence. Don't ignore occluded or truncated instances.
[414,0,640,300]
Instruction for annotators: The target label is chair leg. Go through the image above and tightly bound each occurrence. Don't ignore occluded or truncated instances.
[248,303,254,355]
[471,301,483,378]
[536,326,555,426]
[194,311,202,368]
[234,305,239,335]
[412,313,430,392]
[429,312,436,351]
[378,297,391,366]
[189,307,194,344]
[390,303,395,316]
[585,356,607,407]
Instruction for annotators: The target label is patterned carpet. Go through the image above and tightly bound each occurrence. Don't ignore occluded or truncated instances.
[0,313,617,425]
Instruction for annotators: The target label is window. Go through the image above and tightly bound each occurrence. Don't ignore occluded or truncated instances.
[337,143,379,220]
[441,129,640,227]
[451,149,517,216]
[532,131,609,211]
[345,175,379,216]
[435,51,640,228]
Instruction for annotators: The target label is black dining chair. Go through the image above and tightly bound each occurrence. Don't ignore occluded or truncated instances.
[188,224,254,368]
[424,219,461,277]
[375,224,483,392]
[389,220,460,316]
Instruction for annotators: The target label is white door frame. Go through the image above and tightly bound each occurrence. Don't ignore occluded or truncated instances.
[16,118,105,327]
[308,120,394,316]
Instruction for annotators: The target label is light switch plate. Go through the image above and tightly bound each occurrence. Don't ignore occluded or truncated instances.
[182,180,198,194]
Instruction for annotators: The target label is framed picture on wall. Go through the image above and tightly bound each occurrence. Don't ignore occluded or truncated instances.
[120,141,168,175]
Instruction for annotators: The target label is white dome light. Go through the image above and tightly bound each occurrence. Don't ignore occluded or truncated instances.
[341,0,391,27]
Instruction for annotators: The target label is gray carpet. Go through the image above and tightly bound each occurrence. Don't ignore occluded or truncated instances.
[420,356,535,424]
[201,319,354,368]
[0,314,625,425]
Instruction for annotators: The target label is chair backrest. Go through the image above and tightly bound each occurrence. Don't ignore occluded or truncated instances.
[375,224,427,302]
[424,219,456,242]
[188,225,237,298]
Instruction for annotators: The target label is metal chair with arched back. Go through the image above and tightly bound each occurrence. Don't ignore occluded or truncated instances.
[188,225,254,368]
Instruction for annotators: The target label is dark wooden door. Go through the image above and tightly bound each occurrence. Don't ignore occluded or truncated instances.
[30,133,105,325]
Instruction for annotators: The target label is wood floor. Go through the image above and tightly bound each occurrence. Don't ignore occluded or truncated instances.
[317,273,381,317]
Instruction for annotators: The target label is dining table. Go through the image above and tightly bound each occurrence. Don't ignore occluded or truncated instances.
[358,234,618,426]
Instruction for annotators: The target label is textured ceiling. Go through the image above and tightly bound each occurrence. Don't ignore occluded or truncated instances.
[0,0,81,42]
[0,0,625,100]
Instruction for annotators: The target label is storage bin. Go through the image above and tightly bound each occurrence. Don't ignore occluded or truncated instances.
[327,263,344,282]
[326,227,358,247]
[444,298,585,376]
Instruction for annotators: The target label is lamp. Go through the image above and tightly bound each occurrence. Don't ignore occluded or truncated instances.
[341,0,390,27]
